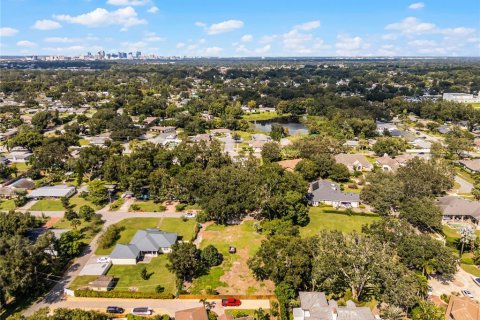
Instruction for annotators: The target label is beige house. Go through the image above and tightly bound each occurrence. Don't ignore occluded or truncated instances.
[334,153,373,172]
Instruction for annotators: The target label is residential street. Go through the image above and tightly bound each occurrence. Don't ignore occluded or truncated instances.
[48,297,271,317]
[454,175,473,194]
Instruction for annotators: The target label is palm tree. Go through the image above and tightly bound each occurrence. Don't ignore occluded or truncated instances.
[381,305,405,320]
[460,225,476,257]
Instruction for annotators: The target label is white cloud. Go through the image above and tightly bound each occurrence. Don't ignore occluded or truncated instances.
[107,0,149,6]
[54,7,146,29]
[33,19,62,30]
[408,39,437,47]
[44,45,86,53]
[0,27,19,37]
[147,6,159,13]
[409,2,425,10]
[144,32,164,42]
[17,40,37,47]
[255,44,271,55]
[199,38,206,44]
[336,34,369,55]
[260,35,277,44]
[176,42,185,48]
[293,20,321,31]
[381,33,397,40]
[199,20,244,35]
[121,41,148,51]
[44,37,79,43]
[442,27,476,38]
[385,17,436,35]
[203,46,223,55]
[241,34,253,42]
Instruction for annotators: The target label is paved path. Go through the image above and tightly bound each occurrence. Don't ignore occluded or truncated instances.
[455,175,473,194]
[429,268,480,302]
[48,297,271,317]
[19,199,38,211]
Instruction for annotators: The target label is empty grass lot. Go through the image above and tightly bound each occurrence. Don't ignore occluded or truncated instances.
[95,217,197,255]
[190,220,274,295]
[300,207,380,237]
[30,199,64,211]
[129,200,166,212]
[69,195,102,211]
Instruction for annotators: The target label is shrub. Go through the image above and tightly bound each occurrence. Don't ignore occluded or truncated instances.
[74,290,174,299]
[64,209,78,221]
[98,225,124,249]
[175,203,187,211]
[196,211,209,223]
[130,204,140,211]
[155,285,165,293]
[79,205,95,221]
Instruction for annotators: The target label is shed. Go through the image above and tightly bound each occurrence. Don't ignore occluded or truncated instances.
[88,275,115,291]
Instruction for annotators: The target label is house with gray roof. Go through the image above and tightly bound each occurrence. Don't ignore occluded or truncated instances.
[28,185,76,199]
[110,244,141,265]
[437,196,480,226]
[293,292,375,320]
[109,229,178,265]
[308,180,360,208]
[458,159,480,174]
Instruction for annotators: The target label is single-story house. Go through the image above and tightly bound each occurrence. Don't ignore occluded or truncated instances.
[110,244,141,265]
[175,307,209,320]
[28,185,76,199]
[410,138,431,150]
[150,126,176,134]
[375,153,415,172]
[438,125,451,135]
[110,229,178,265]
[343,140,360,148]
[308,180,360,208]
[4,150,33,163]
[446,294,480,320]
[143,117,158,127]
[88,275,115,292]
[376,121,397,135]
[458,159,480,174]
[248,140,267,153]
[437,196,480,225]
[88,136,111,146]
[293,292,376,320]
[251,133,271,142]
[8,178,35,190]
[334,153,373,172]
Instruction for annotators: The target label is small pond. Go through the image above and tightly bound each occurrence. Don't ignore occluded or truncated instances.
[250,116,309,136]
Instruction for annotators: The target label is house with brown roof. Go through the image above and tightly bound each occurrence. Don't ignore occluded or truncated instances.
[175,307,208,320]
[445,295,480,320]
[375,153,415,172]
[334,153,373,172]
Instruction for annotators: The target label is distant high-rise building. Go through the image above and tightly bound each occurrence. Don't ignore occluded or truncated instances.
[135,51,141,58]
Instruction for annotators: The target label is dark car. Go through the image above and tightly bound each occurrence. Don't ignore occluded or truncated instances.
[222,297,241,307]
[106,306,124,314]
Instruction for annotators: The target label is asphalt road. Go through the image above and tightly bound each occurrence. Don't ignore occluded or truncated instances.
[49,298,271,317]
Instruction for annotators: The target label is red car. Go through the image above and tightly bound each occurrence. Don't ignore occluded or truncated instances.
[222,298,241,307]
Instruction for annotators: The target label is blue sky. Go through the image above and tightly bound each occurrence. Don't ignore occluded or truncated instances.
[0,0,479,56]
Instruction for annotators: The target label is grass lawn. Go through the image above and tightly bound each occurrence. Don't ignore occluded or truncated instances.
[158,218,197,242]
[95,218,161,255]
[232,130,252,141]
[30,199,64,211]
[54,217,104,245]
[462,264,480,277]
[69,195,102,211]
[455,168,475,184]
[130,200,166,212]
[109,198,125,211]
[300,207,380,237]
[69,275,97,290]
[107,255,176,294]
[225,309,270,317]
[190,220,274,295]
[242,111,281,121]
[79,139,90,146]
[0,199,16,211]
[10,163,30,172]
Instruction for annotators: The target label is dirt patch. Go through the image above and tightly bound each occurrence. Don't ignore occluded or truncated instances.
[43,217,60,229]
[218,247,275,295]
[162,200,179,212]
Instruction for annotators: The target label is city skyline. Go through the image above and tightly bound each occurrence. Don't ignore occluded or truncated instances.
[0,0,479,57]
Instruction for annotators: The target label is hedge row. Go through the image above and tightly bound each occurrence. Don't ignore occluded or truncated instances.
[74,290,174,299]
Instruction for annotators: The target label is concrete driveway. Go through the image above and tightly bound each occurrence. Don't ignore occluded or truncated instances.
[454,175,473,194]
[429,268,480,302]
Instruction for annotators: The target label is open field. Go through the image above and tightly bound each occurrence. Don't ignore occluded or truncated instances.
[242,111,281,121]
[53,216,103,245]
[95,218,197,255]
[190,219,274,295]
[30,199,64,211]
[300,207,380,237]
[69,195,102,211]
[130,200,166,212]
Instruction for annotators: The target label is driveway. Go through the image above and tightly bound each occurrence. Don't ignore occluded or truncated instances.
[455,175,473,194]
[429,268,480,302]
[48,297,271,317]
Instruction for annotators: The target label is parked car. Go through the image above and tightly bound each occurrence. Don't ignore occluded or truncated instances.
[184,212,196,218]
[97,256,110,263]
[229,246,236,254]
[222,298,241,307]
[106,306,124,314]
[461,289,474,299]
[132,307,153,315]
[472,276,480,287]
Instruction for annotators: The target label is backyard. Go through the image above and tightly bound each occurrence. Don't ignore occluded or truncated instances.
[300,206,381,237]
[190,219,275,295]
[95,217,197,255]
[443,225,480,276]
[30,199,64,211]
